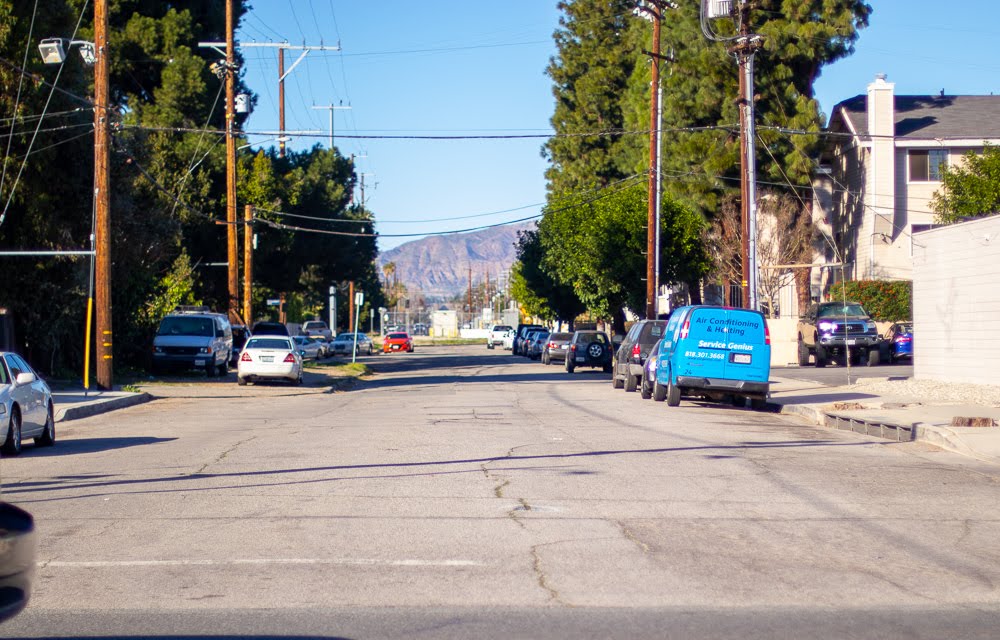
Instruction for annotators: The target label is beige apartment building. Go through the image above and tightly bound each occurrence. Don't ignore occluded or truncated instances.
[811,74,1000,295]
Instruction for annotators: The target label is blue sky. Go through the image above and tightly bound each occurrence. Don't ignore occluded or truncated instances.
[237,1,1000,252]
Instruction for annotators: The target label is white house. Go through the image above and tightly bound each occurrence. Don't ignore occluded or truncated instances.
[811,74,1000,291]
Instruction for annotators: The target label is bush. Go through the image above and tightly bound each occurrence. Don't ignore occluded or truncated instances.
[826,280,911,322]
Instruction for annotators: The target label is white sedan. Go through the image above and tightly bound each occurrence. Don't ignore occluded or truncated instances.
[0,352,55,455]
[292,335,323,360]
[237,337,303,385]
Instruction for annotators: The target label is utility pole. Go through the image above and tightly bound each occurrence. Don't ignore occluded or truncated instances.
[703,0,762,310]
[633,1,676,319]
[243,204,253,324]
[94,0,112,389]
[224,0,239,325]
[467,267,473,322]
[311,104,352,149]
[278,48,285,158]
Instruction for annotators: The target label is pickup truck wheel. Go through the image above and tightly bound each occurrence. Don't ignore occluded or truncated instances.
[867,349,880,367]
[814,345,827,368]
[612,367,624,388]
[797,340,810,367]
[624,372,637,392]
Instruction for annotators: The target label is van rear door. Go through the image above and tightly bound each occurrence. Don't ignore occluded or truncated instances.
[677,307,729,379]
[719,310,769,383]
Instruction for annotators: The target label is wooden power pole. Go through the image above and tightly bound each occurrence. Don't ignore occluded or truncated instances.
[243,205,253,324]
[225,0,239,324]
[94,0,113,390]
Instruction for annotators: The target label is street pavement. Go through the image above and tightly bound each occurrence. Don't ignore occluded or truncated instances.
[49,357,1000,465]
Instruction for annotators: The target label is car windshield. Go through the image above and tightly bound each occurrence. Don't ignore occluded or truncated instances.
[387,333,408,339]
[817,303,868,318]
[897,324,913,333]
[245,338,291,350]
[335,333,360,341]
[157,316,214,337]
[304,322,327,330]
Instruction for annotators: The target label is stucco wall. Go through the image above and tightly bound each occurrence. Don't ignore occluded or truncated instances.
[912,215,1000,383]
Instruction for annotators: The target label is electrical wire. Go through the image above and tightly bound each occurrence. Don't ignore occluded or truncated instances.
[0,0,90,228]
[2,0,41,193]
[169,80,227,218]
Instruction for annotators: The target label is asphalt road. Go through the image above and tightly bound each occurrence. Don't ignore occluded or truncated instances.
[2,346,997,639]
[774,361,914,386]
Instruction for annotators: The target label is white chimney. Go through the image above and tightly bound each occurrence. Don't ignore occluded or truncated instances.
[867,73,895,139]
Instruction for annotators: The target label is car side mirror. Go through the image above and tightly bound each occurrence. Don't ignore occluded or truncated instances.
[15,372,35,385]
[299,350,306,357]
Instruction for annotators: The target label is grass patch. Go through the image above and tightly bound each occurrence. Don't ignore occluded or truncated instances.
[305,360,371,377]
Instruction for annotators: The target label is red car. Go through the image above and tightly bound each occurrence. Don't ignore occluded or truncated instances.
[382,332,414,353]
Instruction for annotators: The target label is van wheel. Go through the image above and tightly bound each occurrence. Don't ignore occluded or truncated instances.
[797,340,810,367]
[205,359,217,377]
[814,345,827,368]
[218,360,229,376]
[624,373,637,392]
[652,379,667,402]
[666,378,681,406]
[750,398,767,411]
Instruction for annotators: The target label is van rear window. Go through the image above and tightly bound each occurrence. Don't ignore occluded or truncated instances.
[687,310,764,342]
[157,316,214,337]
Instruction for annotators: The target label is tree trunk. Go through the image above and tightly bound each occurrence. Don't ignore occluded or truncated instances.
[794,267,811,316]
[688,280,702,305]
[612,307,627,336]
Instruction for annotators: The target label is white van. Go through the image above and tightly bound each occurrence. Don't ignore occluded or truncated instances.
[152,307,233,377]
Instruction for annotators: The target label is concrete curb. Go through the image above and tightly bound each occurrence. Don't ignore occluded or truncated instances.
[55,392,153,422]
[912,423,1000,464]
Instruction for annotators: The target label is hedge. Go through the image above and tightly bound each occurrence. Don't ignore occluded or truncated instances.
[826,280,912,322]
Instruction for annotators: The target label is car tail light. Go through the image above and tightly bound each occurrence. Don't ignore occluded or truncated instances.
[765,323,771,346]
[283,353,296,363]
[631,343,641,360]
[548,341,556,349]
[240,352,252,362]
[570,344,577,352]
[680,321,690,339]
[895,336,911,343]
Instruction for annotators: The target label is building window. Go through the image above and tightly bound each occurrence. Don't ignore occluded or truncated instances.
[909,149,948,182]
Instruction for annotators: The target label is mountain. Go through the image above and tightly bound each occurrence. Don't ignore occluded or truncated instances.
[377,223,531,300]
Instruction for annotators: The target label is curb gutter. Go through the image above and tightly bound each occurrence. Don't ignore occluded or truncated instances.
[55,393,153,422]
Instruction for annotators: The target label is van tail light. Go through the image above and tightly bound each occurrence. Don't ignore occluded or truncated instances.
[283,353,296,363]
[680,321,690,339]
[631,343,641,361]
[240,352,252,362]
[765,323,771,346]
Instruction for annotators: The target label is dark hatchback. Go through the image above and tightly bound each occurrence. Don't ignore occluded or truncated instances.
[612,319,667,392]
[542,332,573,365]
[565,330,613,373]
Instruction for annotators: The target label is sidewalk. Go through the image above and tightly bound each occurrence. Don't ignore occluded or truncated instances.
[769,375,1000,464]
[51,389,152,422]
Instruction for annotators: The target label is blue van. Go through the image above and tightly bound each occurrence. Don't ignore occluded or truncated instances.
[652,306,771,409]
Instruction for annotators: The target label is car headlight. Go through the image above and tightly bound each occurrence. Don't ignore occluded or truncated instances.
[0,404,6,415]
[817,321,834,331]
[865,321,876,331]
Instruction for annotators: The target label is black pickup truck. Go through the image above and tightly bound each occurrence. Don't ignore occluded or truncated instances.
[797,301,881,367]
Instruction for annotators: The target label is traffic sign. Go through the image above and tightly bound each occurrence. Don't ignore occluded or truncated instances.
[266,298,280,306]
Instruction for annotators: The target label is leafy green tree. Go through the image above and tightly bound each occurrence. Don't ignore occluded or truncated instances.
[539,183,709,333]
[544,0,637,197]
[510,228,585,325]
[930,144,1000,223]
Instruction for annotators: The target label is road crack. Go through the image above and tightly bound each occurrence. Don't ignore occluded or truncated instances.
[193,435,256,475]
[617,521,650,554]
[531,544,567,605]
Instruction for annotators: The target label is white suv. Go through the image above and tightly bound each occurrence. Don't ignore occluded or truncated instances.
[302,320,333,341]
[487,325,512,350]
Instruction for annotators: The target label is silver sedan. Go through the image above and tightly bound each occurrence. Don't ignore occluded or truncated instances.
[0,352,55,455]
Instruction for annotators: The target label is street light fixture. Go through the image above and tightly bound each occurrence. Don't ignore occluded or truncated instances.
[38,38,96,65]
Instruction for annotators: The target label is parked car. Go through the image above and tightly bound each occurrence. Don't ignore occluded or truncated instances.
[882,322,913,364]
[292,335,323,360]
[152,307,233,377]
[251,321,289,336]
[612,319,667,392]
[237,336,302,385]
[527,330,550,360]
[652,305,770,409]
[307,335,330,358]
[383,332,414,353]
[797,301,880,367]
[302,320,333,341]
[564,330,613,373]
[0,501,35,622]
[330,332,373,356]
[512,323,544,356]
[487,324,513,350]
[229,324,251,367]
[412,323,429,336]
[0,352,55,455]
[521,330,542,358]
[542,332,573,365]
[639,339,664,399]
[502,329,516,351]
